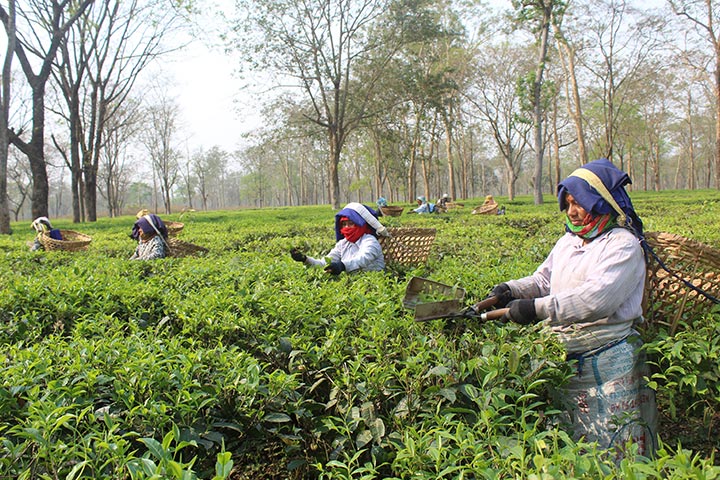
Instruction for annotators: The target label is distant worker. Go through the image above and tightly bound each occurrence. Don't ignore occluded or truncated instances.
[472,195,499,215]
[376,196,388,216]
[407,196,435,214]
[30,216,63,251]
[130,213,169,260]
[436,193,451,211]
[291,202,388,274]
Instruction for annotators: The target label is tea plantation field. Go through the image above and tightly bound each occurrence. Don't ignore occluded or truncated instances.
[1,191,719,479]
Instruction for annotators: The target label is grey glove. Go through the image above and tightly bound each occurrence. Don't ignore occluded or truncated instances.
[502,299,540,325]
[491,283,514,308]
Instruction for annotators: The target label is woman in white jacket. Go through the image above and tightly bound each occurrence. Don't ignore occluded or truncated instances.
[490,158,657,458]
[291,203,388,274]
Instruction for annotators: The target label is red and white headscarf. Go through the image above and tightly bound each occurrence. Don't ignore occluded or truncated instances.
[334,202,389,242]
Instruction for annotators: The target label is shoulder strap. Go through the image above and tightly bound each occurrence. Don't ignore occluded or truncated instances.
[143,215,170,250]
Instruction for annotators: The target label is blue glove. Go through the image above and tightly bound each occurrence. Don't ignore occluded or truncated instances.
[502,299,539,325]
[491,283,514,308]
[325,261,346,275]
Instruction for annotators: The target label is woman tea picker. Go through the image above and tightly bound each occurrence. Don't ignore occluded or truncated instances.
[30,216,63,251]
[488,158,658,458]
[291,202,389,274]
[130,213,169,260]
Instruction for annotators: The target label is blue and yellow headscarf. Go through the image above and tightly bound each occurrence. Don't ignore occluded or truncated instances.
[557,158,643,238]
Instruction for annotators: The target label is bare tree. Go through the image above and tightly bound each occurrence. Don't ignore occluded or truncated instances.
[232,0,415,209]
[512,0,566,204]
[0,0,16,234]
[51,0,186,223]
[193,146,228,211]
[552,6,588,167]
[142,95,180,214]
[578,0,664,166]
[99,100,142,217]
[7,148,31,221]
[0,0,93,220]
[0,0,15,234]
[669,0,720,188]
[464,42,533,200]
[180,150,195,211]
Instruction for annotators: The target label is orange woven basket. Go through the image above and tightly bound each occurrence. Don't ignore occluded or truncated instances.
[380,205,404,217]
[38,229,92,251]
[471,204,498,215]
[165,221,184,236]
[378,227,436,266]
[643,231,720,334]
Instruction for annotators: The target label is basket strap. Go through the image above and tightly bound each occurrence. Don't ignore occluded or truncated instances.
[143,215,171,250]
[641,238,720,305]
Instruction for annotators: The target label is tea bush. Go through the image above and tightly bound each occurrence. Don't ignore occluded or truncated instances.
[1,193,719,478]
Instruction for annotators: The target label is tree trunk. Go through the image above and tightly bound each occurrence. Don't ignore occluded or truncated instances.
[532,5,551,205]
[554,26,587,165]
[84,151,97,221]
[407,113,422,202]
[0,0,14,235]
[25,78,50,219]
[443,113,456,200]
[715,46,720,188]
[328,128,341,209]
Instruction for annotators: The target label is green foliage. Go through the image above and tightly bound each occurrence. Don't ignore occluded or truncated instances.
[645,318,720,423]
[1,192,720,478]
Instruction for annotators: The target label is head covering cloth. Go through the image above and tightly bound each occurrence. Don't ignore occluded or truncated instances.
[132,213,168,241]
[334,202,389,241]
[557,158,643,237]
[31,216,53,233]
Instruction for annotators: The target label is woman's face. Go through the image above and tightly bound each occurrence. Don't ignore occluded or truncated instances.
[139,227,154,241]
[340,219,355,228]
[565,193,589,226]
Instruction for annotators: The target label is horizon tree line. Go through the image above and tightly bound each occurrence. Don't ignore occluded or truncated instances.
[1,0,719,228]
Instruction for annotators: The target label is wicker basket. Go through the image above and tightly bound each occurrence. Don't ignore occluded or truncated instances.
[167,237,208,258]
[380,205,404,217]
[643,231,720,334]
[38,230,92,251]
[471,204,498,215]
[166,221,184,236]
[378,227,436,265]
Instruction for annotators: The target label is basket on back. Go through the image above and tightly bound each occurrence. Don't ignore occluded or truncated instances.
[39,230,92,251]
[167,237,208,258]
[165,221,184,236]
[471,204,498,215]
[378,227,436,266]
[643,231,720,334]
[380,205,404,217]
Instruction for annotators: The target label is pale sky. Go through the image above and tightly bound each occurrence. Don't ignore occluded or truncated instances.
[159,0,263,155]
[161,36,262,155]
[165,44,260,154]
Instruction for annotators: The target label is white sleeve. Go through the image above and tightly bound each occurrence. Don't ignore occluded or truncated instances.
[342,236,383,272]
[305,243,342,267]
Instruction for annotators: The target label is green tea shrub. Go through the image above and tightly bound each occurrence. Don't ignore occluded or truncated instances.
[2,193,720,478]
[644,315,720,424]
